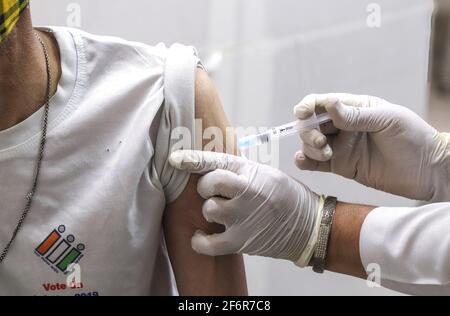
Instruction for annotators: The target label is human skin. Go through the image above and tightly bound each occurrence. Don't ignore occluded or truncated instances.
[0,8,61,131]
[324,202,374,279]
[164,69,247,295]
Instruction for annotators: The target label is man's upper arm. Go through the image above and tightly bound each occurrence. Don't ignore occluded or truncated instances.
[163,69,247,295]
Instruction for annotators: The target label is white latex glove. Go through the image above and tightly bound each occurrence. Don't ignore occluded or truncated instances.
[293,93,450,201]
[169,150,324,266]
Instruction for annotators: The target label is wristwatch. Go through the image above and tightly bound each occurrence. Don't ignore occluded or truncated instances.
[312,196,337,273]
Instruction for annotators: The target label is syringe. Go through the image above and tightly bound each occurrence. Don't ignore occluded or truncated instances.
[238,113,331,150]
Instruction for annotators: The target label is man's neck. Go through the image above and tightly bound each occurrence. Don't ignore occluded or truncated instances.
[0,10,61,131]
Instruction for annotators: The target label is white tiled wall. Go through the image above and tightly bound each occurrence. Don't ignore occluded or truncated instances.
[32,0,433,296]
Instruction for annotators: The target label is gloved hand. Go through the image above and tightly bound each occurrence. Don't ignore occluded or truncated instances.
[294,93,450,201]
[169,150,324,266]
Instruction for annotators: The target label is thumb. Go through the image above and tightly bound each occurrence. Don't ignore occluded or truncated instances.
[169,150,243,174]
[191,230,234,256]
[325,99,386,132]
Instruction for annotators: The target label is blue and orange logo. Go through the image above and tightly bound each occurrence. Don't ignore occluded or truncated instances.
[35,225,85,274]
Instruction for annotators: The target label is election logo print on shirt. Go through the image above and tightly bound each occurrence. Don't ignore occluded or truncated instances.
[35,225,86,274]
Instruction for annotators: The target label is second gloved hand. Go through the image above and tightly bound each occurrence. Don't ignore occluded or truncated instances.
[293,93,450,202]
[169,150,324,266]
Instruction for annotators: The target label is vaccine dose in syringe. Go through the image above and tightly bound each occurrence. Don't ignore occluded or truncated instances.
[237,113,331,150]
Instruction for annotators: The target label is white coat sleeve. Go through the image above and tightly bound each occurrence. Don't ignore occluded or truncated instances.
[360,203,450,295]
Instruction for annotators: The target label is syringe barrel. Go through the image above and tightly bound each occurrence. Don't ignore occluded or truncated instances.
[237,113,331,149]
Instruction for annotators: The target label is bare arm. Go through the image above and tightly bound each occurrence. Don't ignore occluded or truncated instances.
[163,69,247,295]
[330,201,450,295]
[324,202,375,279]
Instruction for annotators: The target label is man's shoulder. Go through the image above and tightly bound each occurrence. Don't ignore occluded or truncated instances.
[55,26,169,67]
